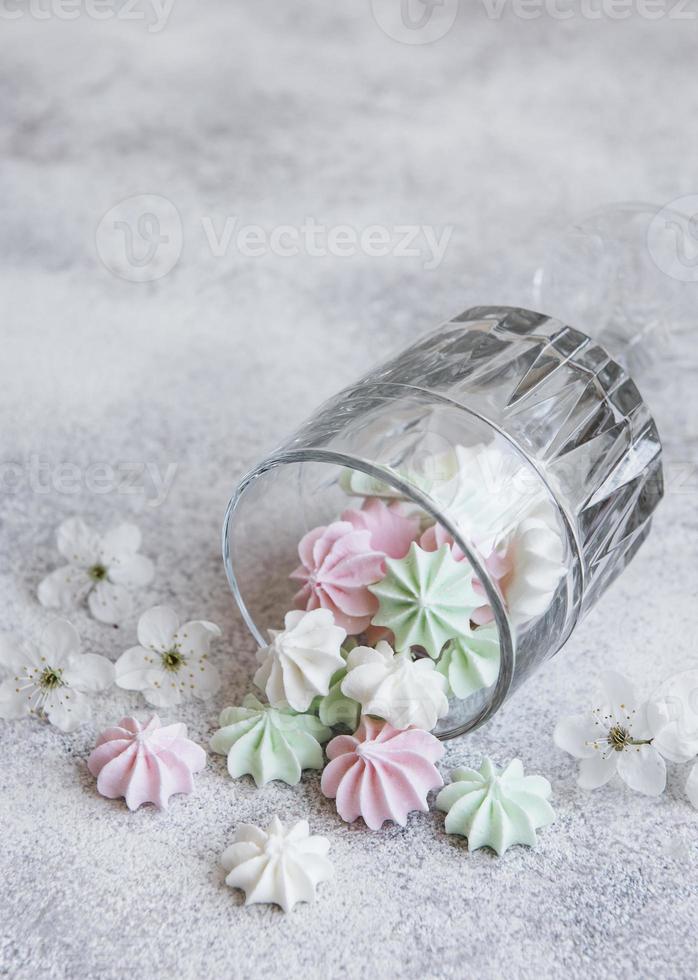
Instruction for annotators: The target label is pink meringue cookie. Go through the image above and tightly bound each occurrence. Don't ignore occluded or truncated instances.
[321,717,444,830]
[290,521,385,634]
[87,715,206,810]
[419,521,467,563]
[419,523,513,626]
[341,498,420,560]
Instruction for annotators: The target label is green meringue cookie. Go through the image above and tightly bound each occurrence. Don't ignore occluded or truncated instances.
[210,694,332,787]
[369,543,478,659]
[436,758,555,855]
[436,626,500,699]
[313,667,361,731]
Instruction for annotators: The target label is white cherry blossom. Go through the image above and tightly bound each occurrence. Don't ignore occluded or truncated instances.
[114,605,221,707]
[554,671,667,797]
[38,517,154,625]
[0,620,114,732]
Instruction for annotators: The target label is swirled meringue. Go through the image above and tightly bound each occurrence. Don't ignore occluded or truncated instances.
[422,443,565,626]
[290,521,385,634]
[341,641,448,731]
[492,504,565,625]
[436,626,500,699]
[313,665,361,731]
[340,498,420,560]
[254,609,346,712]
[436,757,555,855]
[321,717,444,829]
[369,543,478,658]
[209,694,331,786]
[221,816,333,912]
[88,715,206,810]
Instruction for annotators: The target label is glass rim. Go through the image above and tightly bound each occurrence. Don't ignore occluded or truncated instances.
[222,447,517,740]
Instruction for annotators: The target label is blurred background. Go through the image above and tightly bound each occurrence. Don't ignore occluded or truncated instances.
[1,3,697,978]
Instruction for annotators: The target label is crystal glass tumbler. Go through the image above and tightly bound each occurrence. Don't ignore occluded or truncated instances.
[223,306,663,738]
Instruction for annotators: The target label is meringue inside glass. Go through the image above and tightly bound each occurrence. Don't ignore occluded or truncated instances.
[224,398,575,739]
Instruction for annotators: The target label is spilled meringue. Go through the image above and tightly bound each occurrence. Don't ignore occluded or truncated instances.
[88,715,206,810]
[210,694,331,786]
[321,717,444,829]
[221,816,333,912]
[436,757,555,855]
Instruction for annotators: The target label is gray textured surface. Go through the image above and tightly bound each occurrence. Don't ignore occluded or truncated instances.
[1,4,697,979]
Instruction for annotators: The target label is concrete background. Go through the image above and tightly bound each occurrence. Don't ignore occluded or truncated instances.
[1,3,697,978]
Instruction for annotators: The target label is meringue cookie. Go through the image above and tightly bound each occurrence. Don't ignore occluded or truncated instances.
[254,608,346,712]
[321,717,444,829]
[436,626,500,699]
[340,498,419,560]
[436,757,555,855]
[427,442,543,552]
[313,666,361,731]
[489,505,565,625]
[341,641,448,732]
[370,543,478,658]
[210,694,331,786]
[424,443,565,625]
[88,715,206,810]
[290,521,385,634]
[221,816,333,912]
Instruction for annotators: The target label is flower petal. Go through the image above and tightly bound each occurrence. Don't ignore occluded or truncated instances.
[38,566,92,610]
[599,670,636,713]
[0,634,30,673]
[38,620,81,667]
[108,553,154,589]
[141,684,183,708]
[137,605,179,652]
[616,745,666,797]
[647,669,698,764]
[63,653,115,693]
[175,620,222,657]
[114,646,158,691]
[553,713,600,759]
[577,753,617,790]
[46,690,92,732]
[0,678,32,720]
[189,658,221,699]
[100,523,141,561]
[56,517,101,567]
[88,581,132,625]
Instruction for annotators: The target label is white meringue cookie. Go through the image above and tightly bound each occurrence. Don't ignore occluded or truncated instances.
[254,608,346,712]
[341,640,449,732]
[221,816,333,912]
[427,442,565,624]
